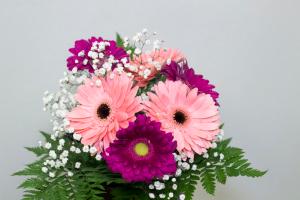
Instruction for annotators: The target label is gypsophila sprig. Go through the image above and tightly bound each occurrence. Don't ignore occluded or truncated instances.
[14,29,265,200]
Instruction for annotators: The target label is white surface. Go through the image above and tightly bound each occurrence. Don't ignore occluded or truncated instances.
[0,0,299,199]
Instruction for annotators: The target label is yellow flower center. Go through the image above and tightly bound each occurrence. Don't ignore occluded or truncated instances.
[134,142,149,157]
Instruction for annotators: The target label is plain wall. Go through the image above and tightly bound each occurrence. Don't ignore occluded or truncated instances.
[0,0,299,199]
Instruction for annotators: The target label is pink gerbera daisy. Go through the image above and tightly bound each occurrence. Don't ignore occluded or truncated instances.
[67,73,142,153]
[143,80,221,158]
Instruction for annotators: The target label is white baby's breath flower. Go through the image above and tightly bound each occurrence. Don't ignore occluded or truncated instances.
[175,169,182,177]
[49,150,57,159]
[59,139,65,146]
[162,175,170,181]
[61,158,68,165]
[149,193,155,199]
[220,153,224,160]
[70,146,76,152]
[148,184,154,190]
[89,146,97,154]
[73,133,81,141]
[57,145,63,151]
[44,142,51,149]
[203,153,209,159]
[82,145,89,153]
[48,160,55,168]
[50,134,57,141]
[75,162,81,169]
[192,164,197,171]
[179,194,186,200]
[49,172,55,178]
[172,184,177,190]
[75,148,81,154]
[67,171,74,177]
[211,142,217,149]
[42,167,48,173]
[62,150,69,157]
[95,154,102,161]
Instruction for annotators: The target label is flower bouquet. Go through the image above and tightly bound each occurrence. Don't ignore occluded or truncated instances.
[14,29,265,200]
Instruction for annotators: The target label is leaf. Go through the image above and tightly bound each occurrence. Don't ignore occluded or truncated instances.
[200,169,216,195]
[116,33,124,47]
[40,131,51,142]
[25,147,47,156]
[217,138,232,150]
[215,167,227,184]
[240,168,267,177]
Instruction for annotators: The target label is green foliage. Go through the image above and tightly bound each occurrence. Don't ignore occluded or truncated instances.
[14,131,265,200]
[193,138,267,195]
[13,132,128,200]
[146,138,266,199]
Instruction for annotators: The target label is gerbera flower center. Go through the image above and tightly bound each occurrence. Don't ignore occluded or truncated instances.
[97,103,111,119]
[134,142,149,157]
[174,111,187,124]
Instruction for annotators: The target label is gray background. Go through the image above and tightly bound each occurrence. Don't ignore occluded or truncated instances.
[0,0,299,199]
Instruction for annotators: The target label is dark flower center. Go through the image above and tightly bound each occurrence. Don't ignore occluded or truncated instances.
[97,103,110,119]
[174,111,187,124]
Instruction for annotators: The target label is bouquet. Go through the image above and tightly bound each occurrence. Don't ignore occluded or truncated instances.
[14,29,265,200]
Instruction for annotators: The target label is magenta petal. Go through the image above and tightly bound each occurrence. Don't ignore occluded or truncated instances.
[161,61,219,105]
[104,114,177,183]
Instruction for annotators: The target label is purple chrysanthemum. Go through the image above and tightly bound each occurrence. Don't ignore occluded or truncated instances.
[67,37,128,72]
[104,114,177,183]
[161,61,219,105]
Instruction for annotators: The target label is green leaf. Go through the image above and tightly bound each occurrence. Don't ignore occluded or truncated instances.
[40,131,51,142]
[25,146,47,156]
[116,33,124,47]
[240,168,267,177]
[215,167,227,184]
[200,168,216,195]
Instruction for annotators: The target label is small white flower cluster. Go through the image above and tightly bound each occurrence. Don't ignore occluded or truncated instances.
[41,138,103,178]
[122,29,166,82]
[69,141,102,161]
[147,153,191,199]
[202,130,226,166]
[85,41,127,77]
[125,28,164,55]
[43,70,89,137]
[41,138,71,177]
[148,180,177,199]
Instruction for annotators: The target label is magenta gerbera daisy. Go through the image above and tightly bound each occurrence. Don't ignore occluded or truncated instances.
[66,73,142,153]
[161,61,219,104]
[143,80,221,158]
[104,114,177,182]
[67,37,128,72]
